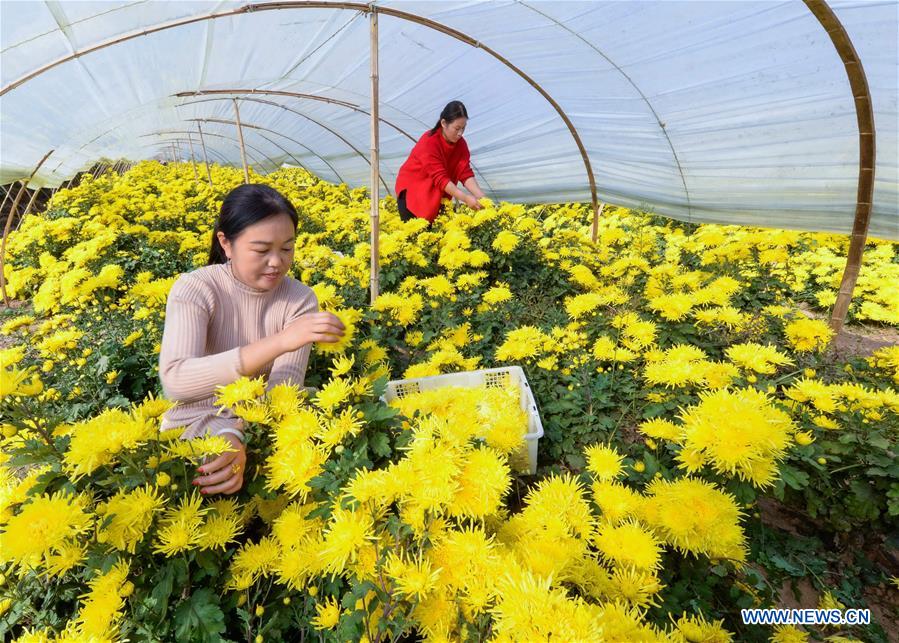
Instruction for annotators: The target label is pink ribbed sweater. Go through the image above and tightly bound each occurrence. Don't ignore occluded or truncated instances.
[158,262,317,440]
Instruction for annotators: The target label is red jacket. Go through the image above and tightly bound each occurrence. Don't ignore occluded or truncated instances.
[395,130,475,222]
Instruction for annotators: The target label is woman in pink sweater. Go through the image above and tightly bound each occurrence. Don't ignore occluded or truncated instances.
[158,184,344,495]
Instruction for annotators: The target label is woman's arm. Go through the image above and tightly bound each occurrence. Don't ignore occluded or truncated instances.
[159,293,342,403]
[463,177,486,200]
[159,296,244,403]
[238,311,344,379]
[444,180,482,209]
[267,290,319,389]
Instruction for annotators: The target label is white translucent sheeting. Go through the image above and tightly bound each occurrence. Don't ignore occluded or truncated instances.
[0,1,895,239]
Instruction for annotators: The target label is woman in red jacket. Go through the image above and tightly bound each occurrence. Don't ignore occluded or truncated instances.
[395,101,486,224]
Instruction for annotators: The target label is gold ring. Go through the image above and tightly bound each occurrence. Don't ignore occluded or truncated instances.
[231,463,241,475]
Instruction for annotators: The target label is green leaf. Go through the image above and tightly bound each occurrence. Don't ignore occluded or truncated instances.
[370,432,392,458]
[641,403,667,419]
[780,466,809,491]
[149,565,174,618]
[867,434,891,450]
[174,588,226,643]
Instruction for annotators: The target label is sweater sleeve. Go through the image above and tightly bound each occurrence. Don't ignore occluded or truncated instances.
[420,137,452,191]
[158,286,244,404]
[267,287,319,390]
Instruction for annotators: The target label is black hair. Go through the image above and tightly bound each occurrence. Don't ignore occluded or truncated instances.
[429,100,469,135]
[208,184,299,265]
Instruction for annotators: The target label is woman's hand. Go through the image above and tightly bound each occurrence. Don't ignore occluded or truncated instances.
[193,433,246,495]
[279,311,345,352]
[461,193,483,210]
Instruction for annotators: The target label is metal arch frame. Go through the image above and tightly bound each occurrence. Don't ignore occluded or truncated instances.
[42,98,242,180]
[1,1,596,228]
[153,132,271,170]
[518,1,692,222]
[176,89,417,142]
[0,0,878,307]
[145,139,232,167]
[46,98,178,176]
[184,117,333,182]
[34,88,404,193]
[174,88,497,200]
[178,97,393,195]
[147,139,228,166]
[184,116,377,193]
[141,130,277,171]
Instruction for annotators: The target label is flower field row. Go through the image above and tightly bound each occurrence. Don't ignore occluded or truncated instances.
[1,162,897,641]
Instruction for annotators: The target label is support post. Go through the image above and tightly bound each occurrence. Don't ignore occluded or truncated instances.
[233,99,250,184]
[0,184,13,214]
[197,124,214,186]
[22,187,41,217]
[187,132,200,184]
[801,0,878,334]
[592,201,605,242]
[369,8,380,303]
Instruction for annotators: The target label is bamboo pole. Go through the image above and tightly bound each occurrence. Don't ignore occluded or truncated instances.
[178,95,405,194]
[0,184,14,214]
[22,188,41,217]
[233,99,250,184]
[2,2,595,214]
[176,90,417,143]
[369,9,380,303]
[187,132,200,184]
[4,183,27,225]
[2,150,53,305]
[144,130,277,169]
[197,124,214,186]
[176,88,499,196]
[802,1,876,334]
[186,117,349,188]
[592,201,605,242]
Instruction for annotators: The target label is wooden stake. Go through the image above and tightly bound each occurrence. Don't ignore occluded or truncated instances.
[369,8,380,303]
[2,150,53,305]
[592,201,605,242]
[0,184,13,214]
[22,187,41,217]
[187,132,200,184]
[197,124,214,186]
[802,1,877,334]
[233,99,250,184]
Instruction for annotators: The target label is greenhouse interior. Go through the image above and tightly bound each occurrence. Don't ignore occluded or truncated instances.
[1,1,897,641]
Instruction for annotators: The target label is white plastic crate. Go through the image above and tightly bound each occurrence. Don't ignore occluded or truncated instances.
[384,366,544,474]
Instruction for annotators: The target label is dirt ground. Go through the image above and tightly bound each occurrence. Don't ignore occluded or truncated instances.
[758,497,899,642]
[794,302,899,359]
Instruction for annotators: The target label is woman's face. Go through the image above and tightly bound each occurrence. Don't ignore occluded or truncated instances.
[218,213,296,291]
[441,117,467,144]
